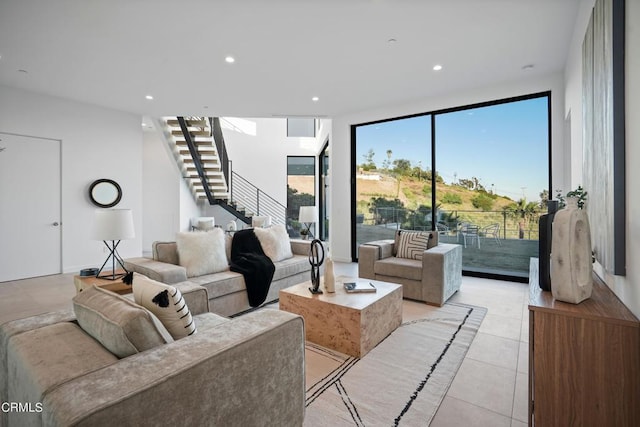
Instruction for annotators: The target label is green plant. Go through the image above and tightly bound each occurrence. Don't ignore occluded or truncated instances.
[471,193,494,211]
[441,192,462,204]
[555,185,588,209]
[368,197,407,224]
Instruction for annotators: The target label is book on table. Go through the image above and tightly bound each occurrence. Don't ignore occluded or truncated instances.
[343,281,377,293]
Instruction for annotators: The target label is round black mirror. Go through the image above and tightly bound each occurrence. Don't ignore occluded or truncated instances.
[89,179,122,208]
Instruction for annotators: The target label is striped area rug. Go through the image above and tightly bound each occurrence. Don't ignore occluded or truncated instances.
[303,302,486,426]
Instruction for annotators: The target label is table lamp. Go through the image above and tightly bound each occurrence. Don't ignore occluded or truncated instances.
[298,206,317,239]
[92,209,135,280]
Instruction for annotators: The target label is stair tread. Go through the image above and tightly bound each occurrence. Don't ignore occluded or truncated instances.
[166,119,208,126]
[174,140,214,146]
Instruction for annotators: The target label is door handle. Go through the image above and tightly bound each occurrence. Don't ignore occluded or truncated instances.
[52,222,60,226]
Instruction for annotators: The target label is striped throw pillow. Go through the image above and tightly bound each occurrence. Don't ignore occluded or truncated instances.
[395,230,436,260]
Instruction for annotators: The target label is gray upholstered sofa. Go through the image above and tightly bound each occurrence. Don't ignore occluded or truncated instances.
[358,233,462,306]
[125,238,314,317]
[0,282,305,427]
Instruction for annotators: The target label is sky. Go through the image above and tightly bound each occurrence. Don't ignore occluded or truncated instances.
[355,96,549,203]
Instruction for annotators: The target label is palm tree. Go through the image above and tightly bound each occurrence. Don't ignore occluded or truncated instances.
[504,198,540,239]
[383,149,392,171]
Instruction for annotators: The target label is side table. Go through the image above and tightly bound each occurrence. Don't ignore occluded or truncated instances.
[73,271,132,295]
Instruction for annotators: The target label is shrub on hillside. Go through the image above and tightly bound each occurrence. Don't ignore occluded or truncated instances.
[441,193,462,204]
[471,193,494,211]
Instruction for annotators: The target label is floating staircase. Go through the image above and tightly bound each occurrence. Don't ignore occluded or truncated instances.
[160,116,286,225]
[164,117,230,202]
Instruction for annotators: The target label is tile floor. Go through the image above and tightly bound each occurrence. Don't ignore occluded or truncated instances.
[0,262,530,426]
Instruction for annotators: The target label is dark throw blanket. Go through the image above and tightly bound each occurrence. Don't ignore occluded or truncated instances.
[230,229,275,307]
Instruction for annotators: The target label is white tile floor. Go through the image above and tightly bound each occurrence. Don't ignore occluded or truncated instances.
[0,262,531,426]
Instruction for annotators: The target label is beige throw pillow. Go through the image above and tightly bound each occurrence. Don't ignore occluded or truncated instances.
[254,223,293,262]
[73,286,173,358]
[132,273,196,339]
[395,230,438,260]
[176,228,228,277]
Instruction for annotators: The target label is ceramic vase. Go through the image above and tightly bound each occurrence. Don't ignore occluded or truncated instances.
[324,257,335,293]
[550,197,593,303]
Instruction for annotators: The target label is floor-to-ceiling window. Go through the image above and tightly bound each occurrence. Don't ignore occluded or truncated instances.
[352,93,550,280]
[287,156,316,238]
[353,115,432,257]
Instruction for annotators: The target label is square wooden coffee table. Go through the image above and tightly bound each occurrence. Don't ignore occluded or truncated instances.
[279,277,402,357]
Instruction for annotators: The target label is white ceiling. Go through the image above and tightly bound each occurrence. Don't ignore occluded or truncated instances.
[0,0,580,118]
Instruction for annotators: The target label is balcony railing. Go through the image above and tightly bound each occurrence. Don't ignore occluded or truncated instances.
[356,208,543,278]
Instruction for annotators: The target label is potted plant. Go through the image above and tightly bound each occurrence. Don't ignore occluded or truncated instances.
[555,185,588,209]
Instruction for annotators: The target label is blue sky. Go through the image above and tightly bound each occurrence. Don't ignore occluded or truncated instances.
[355,96,549,202]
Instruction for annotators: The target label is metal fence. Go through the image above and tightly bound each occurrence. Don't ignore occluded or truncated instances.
[359,208,543,241]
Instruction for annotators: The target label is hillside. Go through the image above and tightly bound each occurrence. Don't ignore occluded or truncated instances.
[356,172,515,212]
[356,171,542,237]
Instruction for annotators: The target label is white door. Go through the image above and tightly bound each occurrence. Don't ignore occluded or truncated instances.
[0,133,61,281]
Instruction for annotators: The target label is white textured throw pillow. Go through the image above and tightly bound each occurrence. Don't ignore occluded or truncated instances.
[132,273,196,339]
[254,223,293,262]
[176,228,228,277]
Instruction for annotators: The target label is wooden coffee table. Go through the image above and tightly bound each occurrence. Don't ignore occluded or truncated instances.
[73,270,132,295]
[279,277,402,357]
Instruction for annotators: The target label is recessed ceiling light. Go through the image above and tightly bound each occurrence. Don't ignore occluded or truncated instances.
[433,65,443,71]
[145,95,154,100]
[312,96,319,102]
[225,56,235,63]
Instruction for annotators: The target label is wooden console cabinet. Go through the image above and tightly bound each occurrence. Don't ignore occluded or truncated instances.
[529,275,640,426]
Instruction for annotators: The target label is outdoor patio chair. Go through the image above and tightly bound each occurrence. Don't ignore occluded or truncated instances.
[436,222,449,235]
[458,223,481,249]
[482,223,501,245]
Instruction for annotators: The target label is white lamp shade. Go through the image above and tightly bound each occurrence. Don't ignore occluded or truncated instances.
[92,209,135,240]
[298,206,317,223]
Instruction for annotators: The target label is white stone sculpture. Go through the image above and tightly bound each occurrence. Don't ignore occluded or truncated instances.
[550,196,593,303]
[324,257,336,293]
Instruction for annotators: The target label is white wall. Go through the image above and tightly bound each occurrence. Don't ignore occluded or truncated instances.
[0,85,143,273]
[329,73,566,262]
[223,117,326,206]
[564,0,640,318]
[142,129,183,254]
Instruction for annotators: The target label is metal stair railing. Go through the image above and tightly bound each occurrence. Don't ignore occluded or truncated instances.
[230,171,286,224]
[172,116,285,224]
[176,116,215,204]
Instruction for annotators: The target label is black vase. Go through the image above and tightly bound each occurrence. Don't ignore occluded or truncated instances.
[538,201,558,291]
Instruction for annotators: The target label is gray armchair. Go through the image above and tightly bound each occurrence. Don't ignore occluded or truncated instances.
[358,238,462,306]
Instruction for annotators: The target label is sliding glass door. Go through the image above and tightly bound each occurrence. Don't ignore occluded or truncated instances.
[352,93,550,280]
[434,96,550,279]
